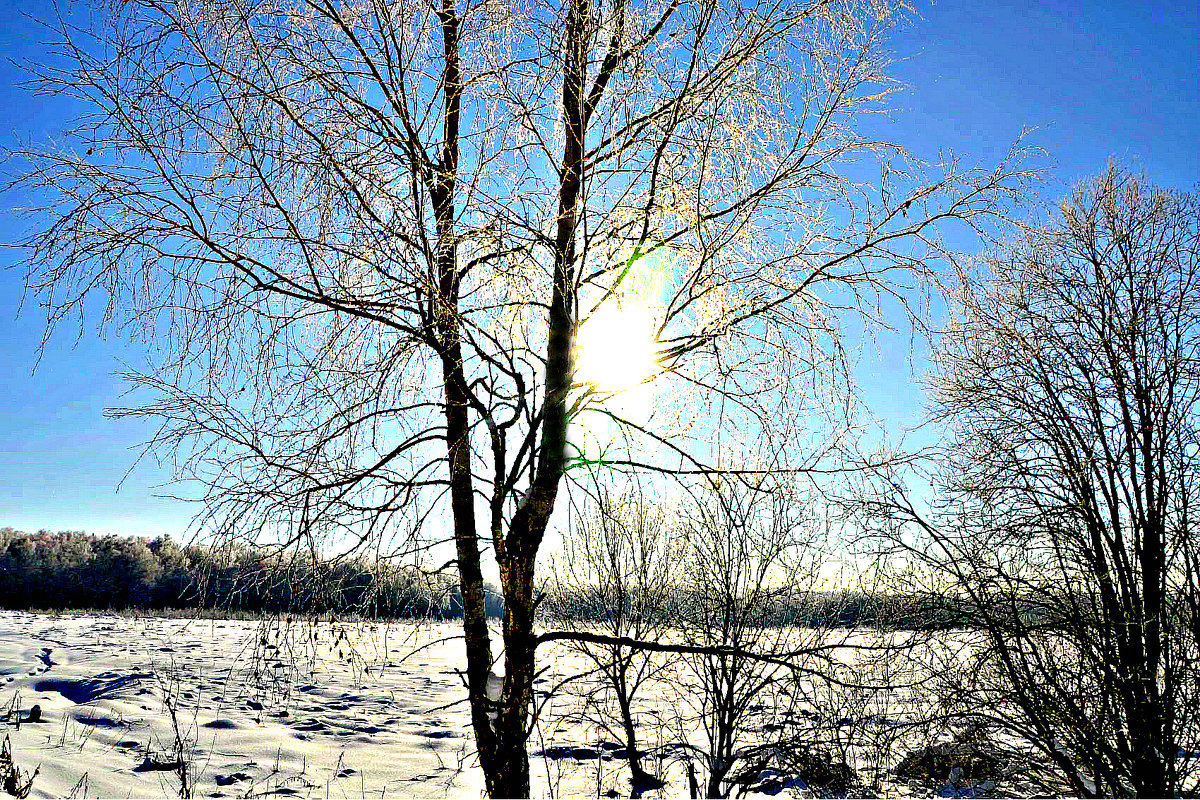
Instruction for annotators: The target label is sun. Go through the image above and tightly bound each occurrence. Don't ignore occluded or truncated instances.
[573,304,660,394]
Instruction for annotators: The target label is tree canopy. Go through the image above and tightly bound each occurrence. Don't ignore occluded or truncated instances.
[10,0,1033,791]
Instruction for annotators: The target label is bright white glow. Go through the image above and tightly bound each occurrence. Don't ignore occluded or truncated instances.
[574,304,660,394]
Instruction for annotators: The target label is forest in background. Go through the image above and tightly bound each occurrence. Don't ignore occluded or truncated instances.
[0,527,961,628]
[0,527,473,618]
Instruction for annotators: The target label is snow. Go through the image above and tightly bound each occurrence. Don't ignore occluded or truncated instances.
[0,611,1048,798]
[0,611,722,798]
[0,611,490,798]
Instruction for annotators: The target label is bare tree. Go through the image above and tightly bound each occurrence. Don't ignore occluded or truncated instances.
[8,0,1032,792]
[544,482,677,794]
[862,164,1200,796]
[665,475,851,798]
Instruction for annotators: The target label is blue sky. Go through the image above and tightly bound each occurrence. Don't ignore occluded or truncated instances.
[0,0,1196,540]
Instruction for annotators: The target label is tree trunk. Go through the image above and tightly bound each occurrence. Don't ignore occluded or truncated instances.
[471,0,589,790]
[617,687,646,782]
[488,554,539,796]
[430,0,515,788]
[613,663,657,795]
[1128,730,1167,797]
[440,337,500,777]
[444,0,589,790]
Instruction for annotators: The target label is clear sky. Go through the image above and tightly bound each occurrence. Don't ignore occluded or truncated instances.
[0,0,1196,540]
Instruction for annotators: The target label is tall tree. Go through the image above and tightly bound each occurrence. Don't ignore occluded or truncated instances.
[865,164,1200,796]
[10,0,1029,792]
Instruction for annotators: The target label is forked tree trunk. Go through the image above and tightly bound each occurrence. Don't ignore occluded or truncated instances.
[438,0,605,791]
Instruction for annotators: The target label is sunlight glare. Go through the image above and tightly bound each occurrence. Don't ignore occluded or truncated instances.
[574,304,660,394]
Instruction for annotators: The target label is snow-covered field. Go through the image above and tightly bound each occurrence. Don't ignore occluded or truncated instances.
[0,611,966,799]
[0,611,519,798]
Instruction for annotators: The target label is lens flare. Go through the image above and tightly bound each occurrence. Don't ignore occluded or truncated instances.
[573,304,660,394]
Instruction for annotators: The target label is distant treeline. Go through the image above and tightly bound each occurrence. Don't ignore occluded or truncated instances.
[0,528,503,618]
[545,586,971,631]
[0,528,970,628]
